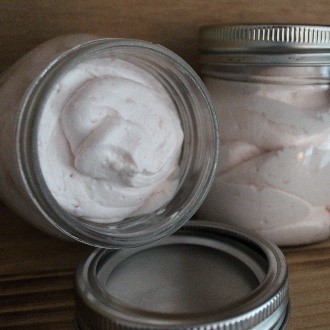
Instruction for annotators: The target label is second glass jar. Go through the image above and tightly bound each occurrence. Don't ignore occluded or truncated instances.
[198,24,330,246]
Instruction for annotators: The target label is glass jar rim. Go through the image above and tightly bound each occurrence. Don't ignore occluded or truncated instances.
[16,38,219,248]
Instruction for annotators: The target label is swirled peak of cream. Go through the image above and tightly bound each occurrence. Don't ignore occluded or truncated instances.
[38,58,184,223]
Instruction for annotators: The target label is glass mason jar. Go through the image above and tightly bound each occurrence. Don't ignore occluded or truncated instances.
[198,24,330,246]
[0,35,218,248]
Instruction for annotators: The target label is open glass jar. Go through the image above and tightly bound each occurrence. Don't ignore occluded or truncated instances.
[0,35,218,248]
[198,24,330,246]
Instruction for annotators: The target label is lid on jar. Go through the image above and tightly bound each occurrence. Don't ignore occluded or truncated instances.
[75,221,290,329]
[199,24,330,64]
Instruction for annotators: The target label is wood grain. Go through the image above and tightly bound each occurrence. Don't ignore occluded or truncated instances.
[1,202,330,329]
[0,1,329,329]
[1,0,330,73]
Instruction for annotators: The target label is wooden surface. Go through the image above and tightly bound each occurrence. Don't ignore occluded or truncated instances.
[1,203,330,329]
[0,1,330,329]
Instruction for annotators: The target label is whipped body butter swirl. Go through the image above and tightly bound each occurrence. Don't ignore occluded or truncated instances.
[0,35,218,247]
[199,24,330,246]
[39,57,183,222]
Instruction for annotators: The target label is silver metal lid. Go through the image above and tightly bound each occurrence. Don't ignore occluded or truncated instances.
[75,221,290,329]
[199,24,330,64]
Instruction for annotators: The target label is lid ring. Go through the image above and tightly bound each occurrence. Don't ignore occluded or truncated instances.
[199,24,330,65]
[75,222,290,329]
